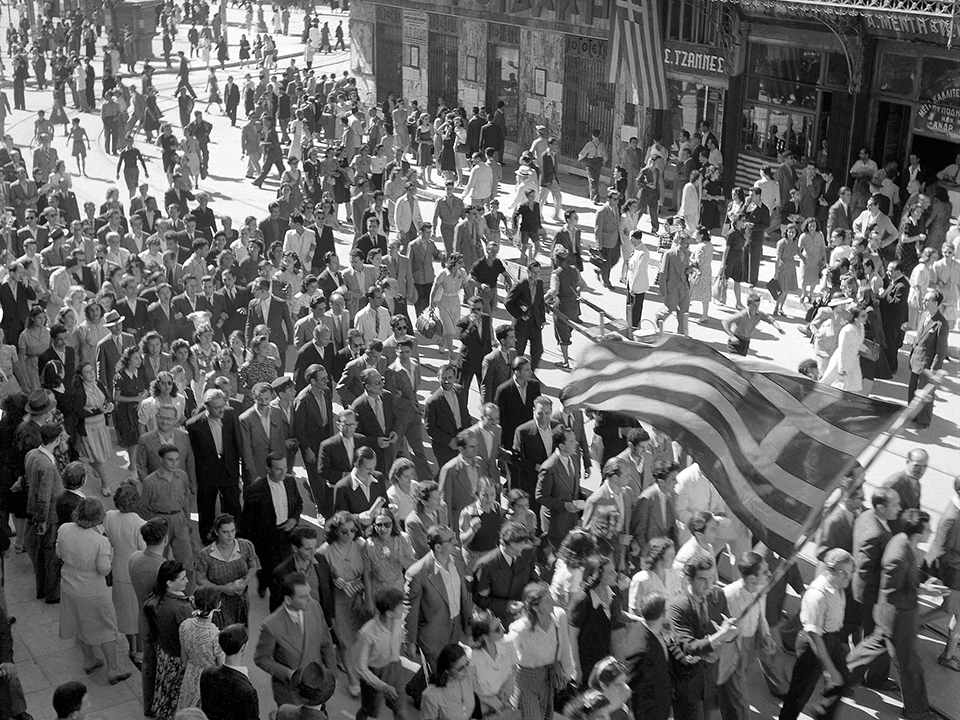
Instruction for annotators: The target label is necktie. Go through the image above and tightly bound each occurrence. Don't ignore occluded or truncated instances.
[374,310,380,335]
[316,391,327,426]
[373,397,384,428]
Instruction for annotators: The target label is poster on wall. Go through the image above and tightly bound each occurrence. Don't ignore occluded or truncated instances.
[351,20,374,76]
[914,103,960,142]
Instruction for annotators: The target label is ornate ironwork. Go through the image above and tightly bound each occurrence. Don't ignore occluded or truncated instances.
[715,7,743,76]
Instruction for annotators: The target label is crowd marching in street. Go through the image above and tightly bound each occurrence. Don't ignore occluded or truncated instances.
[0,3,957,720]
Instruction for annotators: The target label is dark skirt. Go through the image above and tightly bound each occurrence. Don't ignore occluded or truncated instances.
[114,400,140,446]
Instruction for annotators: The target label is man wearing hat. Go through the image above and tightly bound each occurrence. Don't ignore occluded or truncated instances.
[96,310,136,396]
[530,124,550,170]
[277,660,336,719]
[255,573,337,707]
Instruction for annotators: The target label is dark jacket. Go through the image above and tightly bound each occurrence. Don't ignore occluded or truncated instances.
[472,547,538,624]
[185,409,243,485]
[200,664,260,720]
[628,622,673,720]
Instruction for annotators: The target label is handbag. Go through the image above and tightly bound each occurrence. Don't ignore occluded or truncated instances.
[415,307,442,340]
[712,274,728,304]
[550,623,578,712]
[765,277,782,300]
[859,338,880,361]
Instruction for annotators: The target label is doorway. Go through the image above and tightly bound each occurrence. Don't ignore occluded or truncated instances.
[873,101,911,168]
[911,133,960,178]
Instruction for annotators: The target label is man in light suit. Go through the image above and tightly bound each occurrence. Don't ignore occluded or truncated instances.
[404,524,473,673]
[629,593,674,720]
[425,364,473,473]
[466,403,502,483]
[240,452,303,597]
[654,232,691,335]
[383,338,433,482]
[438,432,482,541]
[246,277,294,366]
[472,521,538,623]
[321,292,351,353]
[481,324,515,404]
[96,310,136,395]
[630,460,680,549]
[186,388,244,542]
[294,364,335,516]
[908,289,949,428]
[826,186,854,242]
[25,423,64,602]
[350,368,398,476]
[239,382,289,483]
[512,395,554,516]
[535,426,585,548]
[136,404,196,487]
[254,572,337,707]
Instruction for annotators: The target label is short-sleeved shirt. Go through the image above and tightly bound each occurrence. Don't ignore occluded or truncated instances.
[358,616,402,669]
[800,573,845,636]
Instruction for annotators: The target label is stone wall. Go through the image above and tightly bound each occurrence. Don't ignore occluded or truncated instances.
[516,28,563,153]
[457,18,487,111]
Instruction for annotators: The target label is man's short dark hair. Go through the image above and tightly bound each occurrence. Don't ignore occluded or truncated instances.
[426,524,451,549]
[281,572,309,598]
[288,525,318,547]
[53,681,87,718]
[737,551,765,578]
[652,460,679,482]
[639,592,666,621]
[626,427,650,446]
[900,508,930,538]
[683,556,715,580]
[687,510,714,536]
[218,623,248,655]
[499,520,532,546]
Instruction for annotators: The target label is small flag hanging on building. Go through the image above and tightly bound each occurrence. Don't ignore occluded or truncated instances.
[562,335,900,556]
[608,0,669,110]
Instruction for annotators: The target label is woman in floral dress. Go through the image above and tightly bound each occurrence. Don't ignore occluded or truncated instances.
[19,306,50,391]
[320,511,367,697]
[77,301,109,365]
[177,586,225,710]
[688,227,714,323]
[363,506,414,604]
[194,513,259,628]
[143,561,192,720]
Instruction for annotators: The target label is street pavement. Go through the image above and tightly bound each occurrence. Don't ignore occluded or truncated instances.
[1,5,958,719]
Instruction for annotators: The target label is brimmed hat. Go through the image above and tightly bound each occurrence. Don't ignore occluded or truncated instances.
[535,124,547,134]
[103,309,123,327]
[26,389,55,416]
[271,375,294,392]
[292,661,336,705]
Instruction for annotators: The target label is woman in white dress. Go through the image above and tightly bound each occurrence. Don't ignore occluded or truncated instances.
[103,482,146,664]
[628,537,682,612]
[429,253,467,357]
[677,169,702,232]
[821,307,867,393]
[466,610,517,716]
[618,199,641,284]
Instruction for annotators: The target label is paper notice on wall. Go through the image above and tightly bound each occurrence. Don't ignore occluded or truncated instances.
[461,87,479,108]
[621,125,639,142]
[526,97,542,115]
[546,82,562,101]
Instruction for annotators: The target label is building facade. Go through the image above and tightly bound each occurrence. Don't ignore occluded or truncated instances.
[349,0,646,174]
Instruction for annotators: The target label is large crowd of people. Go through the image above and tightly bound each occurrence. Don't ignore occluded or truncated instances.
[0,2,957,720]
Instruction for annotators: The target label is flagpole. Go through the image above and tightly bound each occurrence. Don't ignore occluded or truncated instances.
[729,369,947,626]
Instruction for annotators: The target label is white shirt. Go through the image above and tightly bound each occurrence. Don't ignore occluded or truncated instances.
[444,390,461,427]
[354,304,391,343]
[537,423,552,455]
[268,478,289,525]
[724,578,768,639]
[350,468,377,501]
[257,406,271,438]
[284,605,304,629]
[342,434,355,464]
[467,641,517,698]
[208,416,223,455]
[506,609,574,676]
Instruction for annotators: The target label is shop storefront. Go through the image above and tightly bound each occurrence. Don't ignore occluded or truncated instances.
[662,41,729,158]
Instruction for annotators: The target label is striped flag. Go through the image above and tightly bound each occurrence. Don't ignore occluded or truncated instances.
[562,335,900,556]
[608,0,669,110]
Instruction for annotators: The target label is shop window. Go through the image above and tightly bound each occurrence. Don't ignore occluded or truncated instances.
[876,53,916,97]
[664,79,725,151]
[919,56,960,106]
[486,45,520,142]
[746,77,818,110]
[748,44,821,85]
[741,104,814,158]
[664,0,721,46]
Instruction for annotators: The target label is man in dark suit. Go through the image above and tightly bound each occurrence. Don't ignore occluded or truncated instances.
[246,277,294,367]
[350,368,398,476]
[536,426,585,548]
[826,186,854,241]
[294,324,333,392]
[38,323,76,390]
[164,174,195,217]
[317,256,345,303]
[294,364,335,516]
[336,339,386,408]
[254,572,337,707]
[240,452,303,597]
[494,356,540,454]
[456,297,492,396]
[224,75,241,126]
[881,449,928,525]
[96,310,136,395]
[743,187,771,286]
[481,324,515,404]
[850,487,900,688]
[425,363,472,473]
[259,203,290,248]
[0,261,37,346]
[505,260,546,370]
[404,524,473,672]
[200,624,260,720]
[186,388,244,541]
[216,267,250,340]
[276,661,337,720]
[669,556,739,720]
[815,472,865,561]
[269,526,334,618]
[146,282,177,346]
[319,407,371,505]
[908,289,949,428]
[847,510,942,719]
[332,445,387,523]
[512,395,554,517]
[630,460,680,548]
[117,276,151,338]
[472,521,538,623]
[629,593,674,720]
